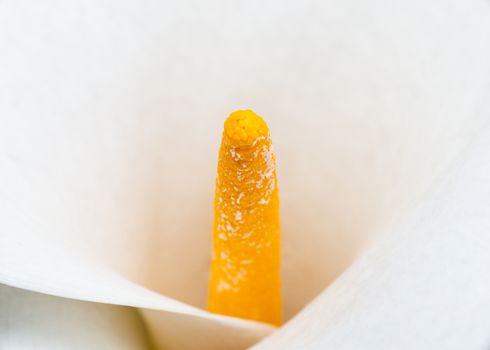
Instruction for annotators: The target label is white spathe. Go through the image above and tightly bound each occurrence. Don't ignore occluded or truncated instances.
[1,0,490,349]
[0,284,151,350]
[253,120,490,350]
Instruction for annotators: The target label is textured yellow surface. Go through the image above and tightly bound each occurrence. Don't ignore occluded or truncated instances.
[208,110,282,325]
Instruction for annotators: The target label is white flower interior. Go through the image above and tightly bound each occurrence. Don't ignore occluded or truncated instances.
[1,0,490,349]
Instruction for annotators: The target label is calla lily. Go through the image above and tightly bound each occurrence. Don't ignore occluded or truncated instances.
[1,0,490,349]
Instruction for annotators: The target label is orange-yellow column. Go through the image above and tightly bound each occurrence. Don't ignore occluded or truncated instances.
[208,110,282,325]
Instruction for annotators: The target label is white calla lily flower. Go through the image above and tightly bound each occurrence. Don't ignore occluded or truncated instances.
[1,0,490,349]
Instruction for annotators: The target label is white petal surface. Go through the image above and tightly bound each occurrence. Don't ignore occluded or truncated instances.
[253,123,490,349]
[0,284,151,350]
[0,0,490,349]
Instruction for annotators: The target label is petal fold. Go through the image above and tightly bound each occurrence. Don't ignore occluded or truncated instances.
[0,284,151,350]
[253,123,490,349]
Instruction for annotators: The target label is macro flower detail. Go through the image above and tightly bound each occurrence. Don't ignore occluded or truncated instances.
[1,1,490,350]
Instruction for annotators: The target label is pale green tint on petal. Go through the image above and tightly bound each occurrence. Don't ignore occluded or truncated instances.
[0,284,151,350]
[0,0,489,349]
